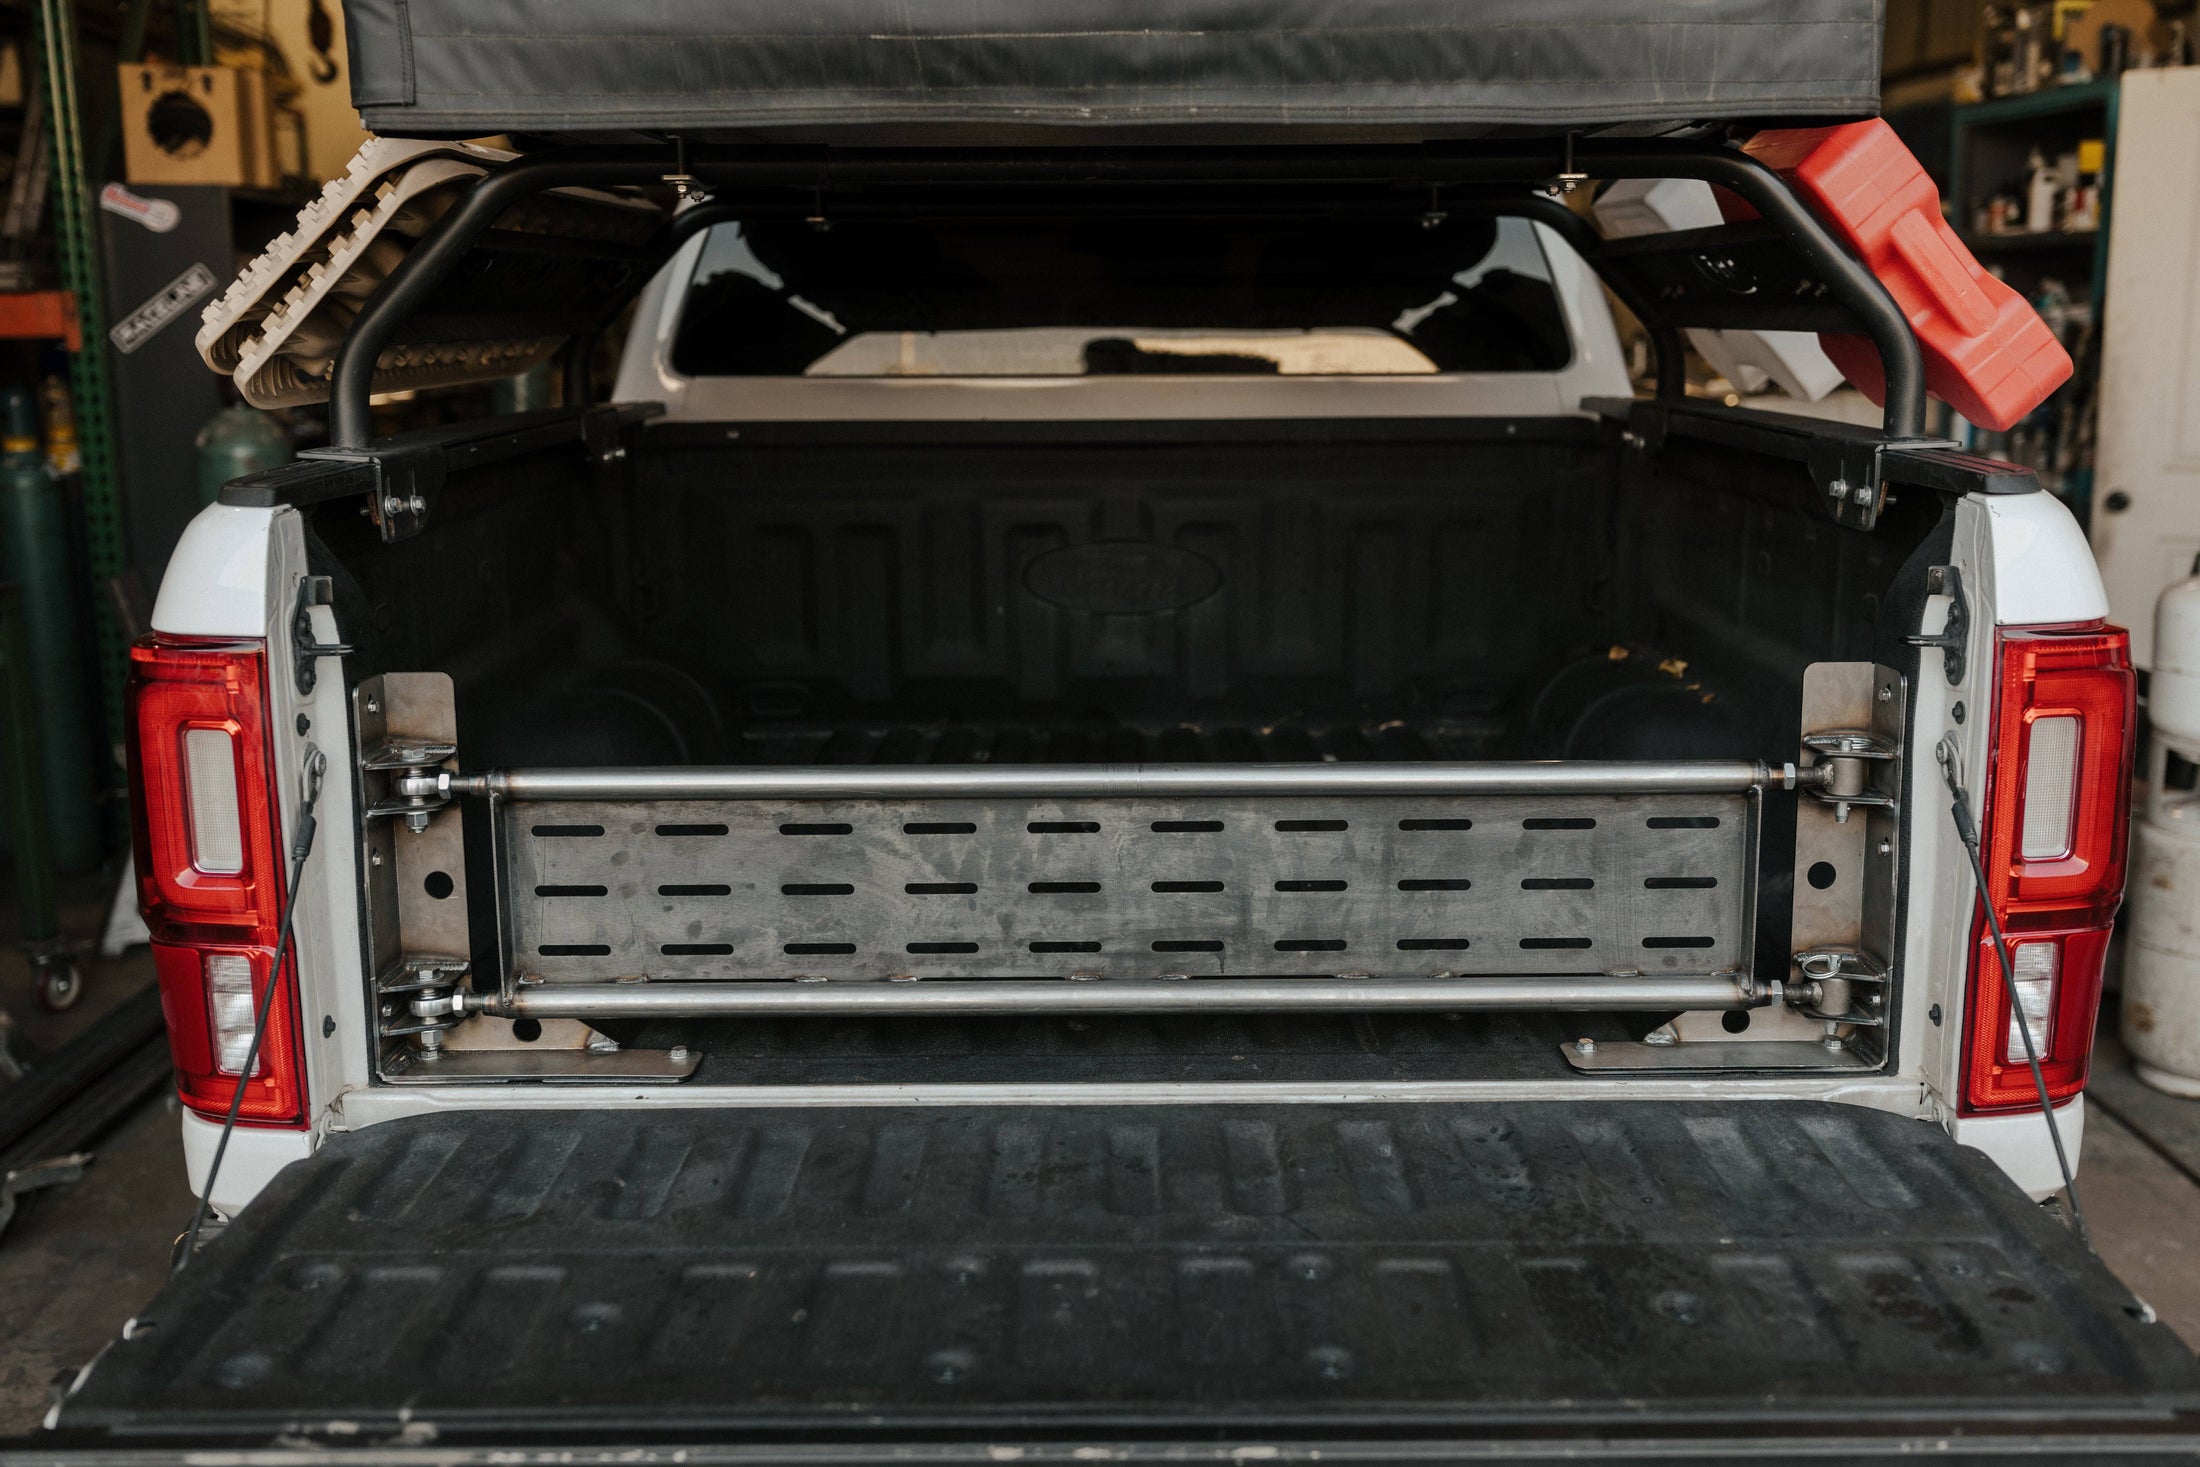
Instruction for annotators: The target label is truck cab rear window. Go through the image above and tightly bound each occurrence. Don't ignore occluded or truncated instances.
[671,215,1573,378]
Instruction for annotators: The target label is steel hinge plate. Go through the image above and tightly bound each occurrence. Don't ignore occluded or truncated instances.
[1904,563,1971,685]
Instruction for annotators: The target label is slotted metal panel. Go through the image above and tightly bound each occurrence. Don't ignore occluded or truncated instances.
[499,788,1755,983]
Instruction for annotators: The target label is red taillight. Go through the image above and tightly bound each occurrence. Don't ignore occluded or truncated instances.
[127,637,306,1127]
[1961,624,2135,1114]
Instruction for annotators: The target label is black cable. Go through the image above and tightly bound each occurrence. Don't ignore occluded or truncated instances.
[174,746,326,1270]
[1935,734,2090,1248]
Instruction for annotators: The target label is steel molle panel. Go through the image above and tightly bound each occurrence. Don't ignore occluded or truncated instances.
[61,1103,2200,1440]
[503,789,1753,983]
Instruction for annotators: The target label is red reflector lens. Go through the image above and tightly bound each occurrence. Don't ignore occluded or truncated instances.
[129,637,306,1128]
[1961,624,2133,1116]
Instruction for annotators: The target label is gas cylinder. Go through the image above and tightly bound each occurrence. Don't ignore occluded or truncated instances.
[0,385,101,874]
[194,404,291,505]
[2123,563,2200,1095]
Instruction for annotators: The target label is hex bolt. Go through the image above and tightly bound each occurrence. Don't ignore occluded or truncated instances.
[1826,477,1848,500]
[667,1045,692,1064]
[381,495,406,517]
[1574,1036,1597,1056]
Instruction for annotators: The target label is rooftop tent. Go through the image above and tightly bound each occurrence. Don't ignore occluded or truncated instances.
[341,0,1883,144]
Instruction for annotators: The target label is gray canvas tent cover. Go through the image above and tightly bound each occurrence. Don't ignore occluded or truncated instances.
[343,0,1883,143]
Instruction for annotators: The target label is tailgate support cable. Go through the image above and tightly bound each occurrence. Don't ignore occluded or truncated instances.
[1935,733,2090,1248]
[174,744,327,1270]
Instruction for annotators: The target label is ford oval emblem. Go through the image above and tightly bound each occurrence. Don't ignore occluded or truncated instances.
[1023,541,1223,614]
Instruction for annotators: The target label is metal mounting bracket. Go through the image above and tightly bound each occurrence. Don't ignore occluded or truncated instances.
[1807,435,1960,532]
[1801,728,1901,824]
[360,739,457,830]
[1560,977,1872,1072]
[380,1037,702,1084]
[1788,946,1890,1028]
[375,954,471,1049]
[291,405,641,544]
[1904,563,1971,685]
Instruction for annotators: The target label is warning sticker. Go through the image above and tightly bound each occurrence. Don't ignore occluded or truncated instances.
[109,262,218,355]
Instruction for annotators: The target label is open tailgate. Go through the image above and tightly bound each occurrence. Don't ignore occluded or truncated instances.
[42,1100,2200,1459]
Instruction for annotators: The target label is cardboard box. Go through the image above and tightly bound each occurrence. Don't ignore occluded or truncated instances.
[120,64,256,188]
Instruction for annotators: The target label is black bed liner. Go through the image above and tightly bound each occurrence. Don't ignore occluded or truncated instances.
[341,0,1881,143]
[52,1101,2200,1455]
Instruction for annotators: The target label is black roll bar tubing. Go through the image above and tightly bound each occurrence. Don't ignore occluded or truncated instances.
[331,141,1926,450]
[563,198,746,410]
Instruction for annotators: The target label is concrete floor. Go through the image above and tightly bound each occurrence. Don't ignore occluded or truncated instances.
[4,962,2200,1434]
[0,1092,191,1431]
[0,880,189,1436]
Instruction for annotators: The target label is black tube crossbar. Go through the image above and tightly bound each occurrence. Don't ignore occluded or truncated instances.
[332,141,1928,450]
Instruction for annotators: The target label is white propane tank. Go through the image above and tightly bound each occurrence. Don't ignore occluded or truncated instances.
[2124,563,2200,1095]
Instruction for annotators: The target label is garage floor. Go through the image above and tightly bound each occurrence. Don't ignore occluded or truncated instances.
[5,941,2200,1436]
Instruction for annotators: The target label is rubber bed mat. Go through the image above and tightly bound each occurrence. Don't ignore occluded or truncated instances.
[52,1101,2200,1452]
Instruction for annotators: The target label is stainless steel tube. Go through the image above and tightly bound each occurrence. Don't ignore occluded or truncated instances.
[478,975,1765,1020]
[454,761,1774,802]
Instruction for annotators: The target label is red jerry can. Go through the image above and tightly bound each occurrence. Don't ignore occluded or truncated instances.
[1742,120,2072,434]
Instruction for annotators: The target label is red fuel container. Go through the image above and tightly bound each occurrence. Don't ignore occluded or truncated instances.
[1742,120,2071,434]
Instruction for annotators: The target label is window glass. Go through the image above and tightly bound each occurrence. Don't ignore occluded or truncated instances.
[671,215,1573,378]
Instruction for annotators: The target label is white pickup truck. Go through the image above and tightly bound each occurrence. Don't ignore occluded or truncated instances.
[40,1,2200,1459]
